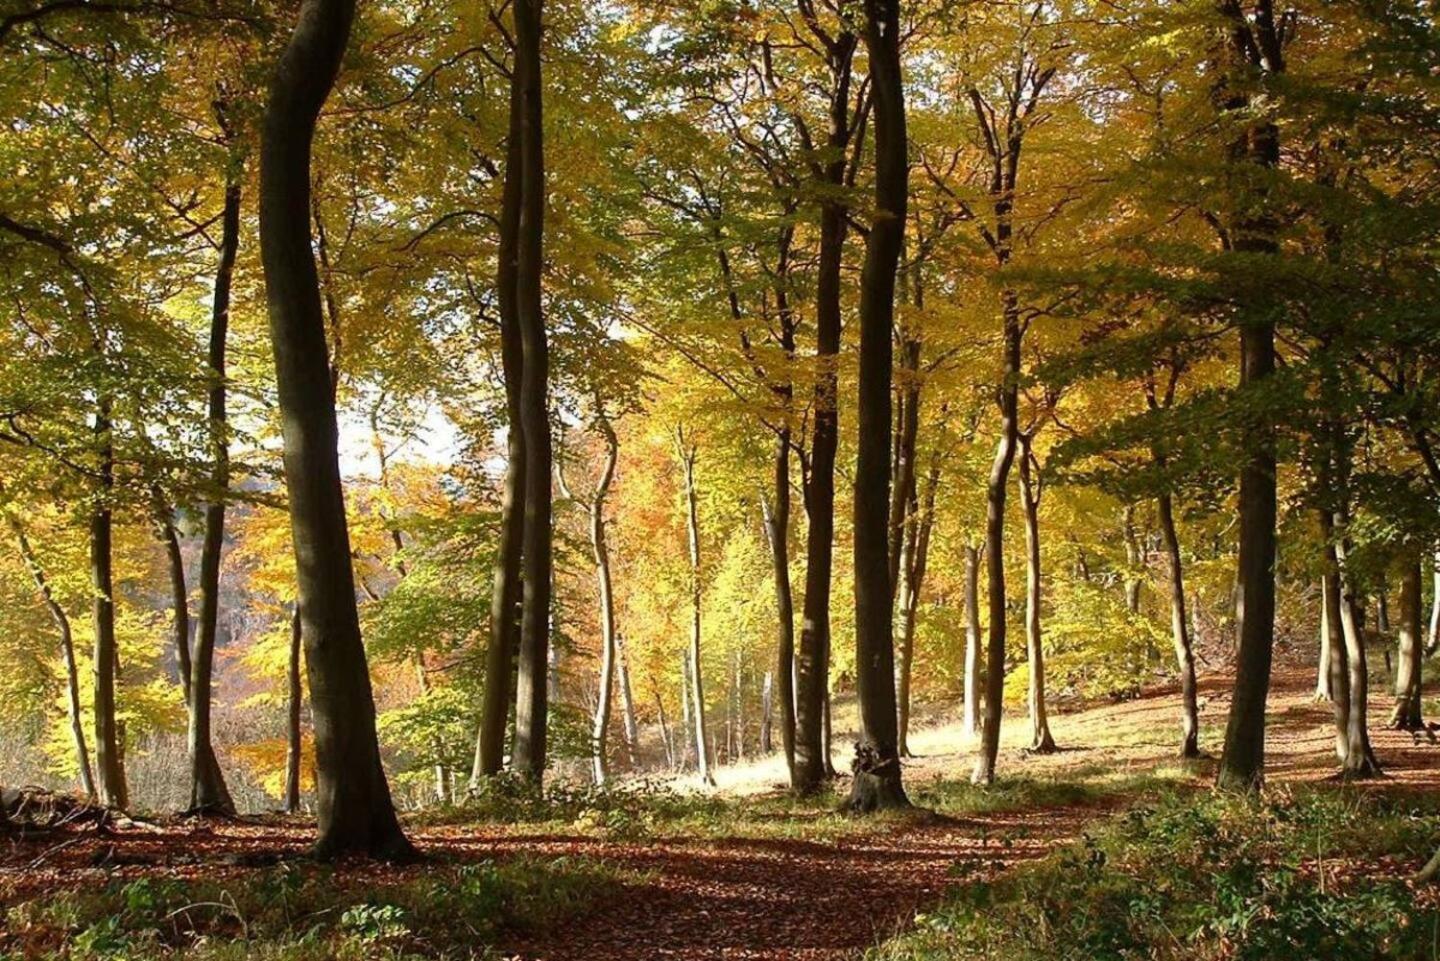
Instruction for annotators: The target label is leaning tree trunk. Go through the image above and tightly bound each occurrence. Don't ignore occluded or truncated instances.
[472,76,526,785]
[588,414,620,785]
[1389,554,1424,731]
[761,431,797,781]
[510,0,552,784]
[1156,492,1199,757]
[91,401,127,810]
[9,515,96,798]
[259,0,413,860]
[847,0,908,814]
[188,168,243,817]
[1018,436,1057,754]
[962,542,982,739]
[677,433,714,785]
[284,604,303,814]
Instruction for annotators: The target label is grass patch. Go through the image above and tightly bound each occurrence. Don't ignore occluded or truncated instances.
[869,785,1440,961]
[2,855,631,960]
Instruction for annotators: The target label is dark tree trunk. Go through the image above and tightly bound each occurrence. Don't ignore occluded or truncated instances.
[472,67,527,785]
[1388,554,1424,731]
[510,0,552,784]
[259,0,413,859]
[760,670,774,754]
[962,542,982,739]
[1157,493,1199,758]
[896,451,938,758]
[284,604,303,814]
[1018,435,1057,754]
[888,336,921,605]
[761,432,797,779]
[9,515,96,798]
[847,0,908,814]
[188,169,243,817]
[91,401,127,810]
[1214,0,1283,795]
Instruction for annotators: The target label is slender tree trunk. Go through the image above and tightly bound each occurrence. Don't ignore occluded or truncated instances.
[259,0,412,858]
[1018,435,1057,753]
[888,337,921,605]
[588,415,619,785]
[472,86,526,786]
[1156,492,1199,758]
[962,543,982,739]
[1428,550,1439,656]
[656,684,675,770]
[9,516,95,798]
[615,632,639,768]
[847,0,908,813]
[973,294,1020,786]
[284,604,303,813]
[761,433,797,780]
[677,434,714,785]
[896,451,938,757]
[1335,529,1380,777]
[1389,554,1424,730]
[510,0,552,784]
[1316,579,1333,701]
[1122,504,1143,614]
[91,402,127,810]
[187,169,243,817]
[760,671,774,754]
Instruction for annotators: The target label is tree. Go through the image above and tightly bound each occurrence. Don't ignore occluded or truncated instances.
[258,0,413,859]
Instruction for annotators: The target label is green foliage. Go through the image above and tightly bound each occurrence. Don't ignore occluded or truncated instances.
[870,788,1440,961]
[2,856,632,960]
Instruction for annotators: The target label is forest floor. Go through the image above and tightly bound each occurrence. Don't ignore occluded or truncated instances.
[3,660,1438,960]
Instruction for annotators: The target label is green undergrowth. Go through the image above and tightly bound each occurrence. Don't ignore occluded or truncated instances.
[1,854,631,961]
[423,763,1197,842]
[870,786,1440,961]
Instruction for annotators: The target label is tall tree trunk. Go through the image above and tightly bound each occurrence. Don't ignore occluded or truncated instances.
[1334,526,1380,777]
[760,670,774,754]
[973,293,1020,786]
[1315,579,1332,701]
[761,433,797,780]
[188,167,243,817]
[677,433,714,785]
[8,515,95,798]
[472,67,527,786]
[1214,0,1282,795]
[284,604,303,813]
[962,543,982,739]
[510,0,552,784]
[91,401,127,810]
[888,337,921,604]
[1428,550,1439,656]
[847,0,908,813]
[259,0,412,859]
[1018,435,1057,753]
[588,415,620,785]
[1389,554,1424,730]
[1157,492,1199,758]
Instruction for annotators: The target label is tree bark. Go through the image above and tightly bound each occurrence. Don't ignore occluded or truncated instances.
[1315,578,1332,701]
[615,632,639,768]
[760,670,774,754]
[761,433,797,780]
[1214,0,1283,795]
[259,0,413,859]
[1018,435,1057,753]
[896,450,938,757]
[187,165,243,817]
[1428,551,1439,655]
[1157,492,1199,758]
[284,604,303,814]
[1389,554,1424,730]
[847,0,908,813]
[509,0,552,784]
[8,515,95,798]
[1122,504,1143,614]
[587,414,620,785]
[677,432,714,785]
[962,542,982,739]
[472,59,527,786]
[91,401,127,810]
